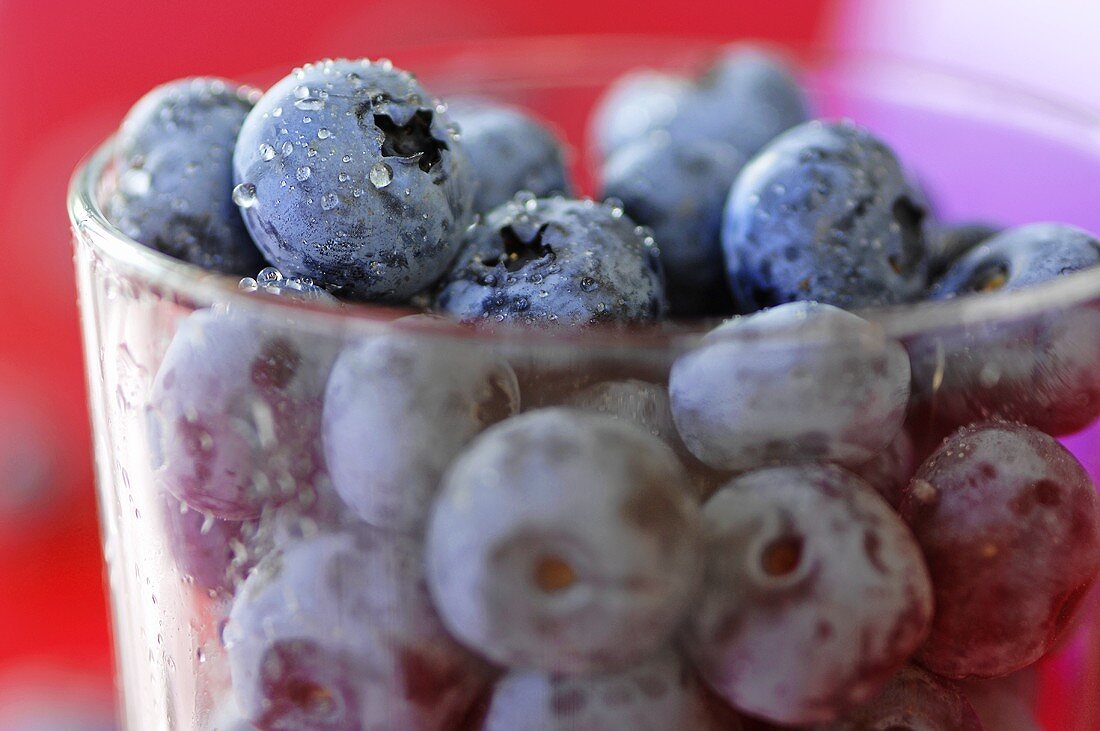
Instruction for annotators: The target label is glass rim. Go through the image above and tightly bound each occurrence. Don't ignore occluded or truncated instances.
[68,34,1100,348]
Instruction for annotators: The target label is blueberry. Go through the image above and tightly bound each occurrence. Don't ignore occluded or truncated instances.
[899,422,1100,679]
[233,59,472,302]
[928,222,1001,280]
[930,222,1100,298]
[910,226,1100,437]
[434,196,667,327]
[959,670,1041,731]
[105,78,267,274]
[160,493,256,595]
[601,135,744,316]
[480,649,738,731]
[590,70,689,160]
[669,302,911,473]
[564,379,726,501]
[851,430,917,509]
[446,98,572,213]
[239,266,339,303]
[322,329,520,532]
[686,464,933,726]
[148,302,338,520]
[722,121,931,311]
[225,528,489,731]
[426,408,702,675]
[818,665,983,730]
[591,44,809,162]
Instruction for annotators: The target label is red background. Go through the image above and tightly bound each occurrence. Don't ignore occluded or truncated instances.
[0,0,831,689]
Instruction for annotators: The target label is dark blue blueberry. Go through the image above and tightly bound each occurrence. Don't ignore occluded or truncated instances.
[930,222,1100,298]
[322,328,520,532]
[426,409,702,675]
[225,528,489,730]
[601,135,744,316]
[722,121,931,311]
[909,224,1100,437]
[447,98,572,213]
[686,464,932,726]
[928,221,1001,280]
[481,649,734,731]
[105,78,267,274]
[434,195,667,327]
[669,302,911,473]
[899,422,1100,679]
[239,266,339,303]
[591,44,809,162]
[820,665,983,730]
[233,59,472,302]
[148,300,339,520]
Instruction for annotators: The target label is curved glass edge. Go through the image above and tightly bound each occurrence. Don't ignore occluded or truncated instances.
[68,37,1100,351]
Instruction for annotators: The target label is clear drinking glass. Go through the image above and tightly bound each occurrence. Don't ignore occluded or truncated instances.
[69,37,1100,730]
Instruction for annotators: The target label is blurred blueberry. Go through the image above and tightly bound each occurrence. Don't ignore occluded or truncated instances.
[930,222,1100,297]
[225,528,489,730]
[601,135,744,316]
[447,98,572,213]
[233,59,472,302]
[850,429,916,509]
[722,121,931,311]
[669,302,910,473]
[819,665,982,730]
[105,78,267,274]
[160,493,254,595]
[959,670,1042,731]
[591,44,809,162]
[686,464,933,726]
[928,221,1001,280]
[148,299,339,520]
[323,327,520,532]
[426,409,702,675]
[435,195,667,327]
[899,422,1100,679]
[481,649,739,731]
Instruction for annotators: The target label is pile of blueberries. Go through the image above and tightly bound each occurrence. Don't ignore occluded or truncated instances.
[104,46,1100,730]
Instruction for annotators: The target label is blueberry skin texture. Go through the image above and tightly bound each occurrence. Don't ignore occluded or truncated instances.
[225,528,489,731]
[426,408,703,675]
[148,305,338,520]
[447,98,572,213]
[815,665,983,731]
[669,302,911,473]
[233,59,472,302]
[686,464,933,726]
[899,422,1100,679]
[322,330,520,532]
[590,44,809,162]
[481,649,740,731]
[601,135,744,316]
[106,78,267,274]
[722,121,931,311]
[931,222,1100,297]
[435,196,667,327]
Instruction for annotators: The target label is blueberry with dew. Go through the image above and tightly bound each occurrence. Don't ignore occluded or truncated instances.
[910,223,1100,437]
[686,464,933,726]
[435,195,667,327]
[106,78,267,274]
[591,44,809,162]
[480,649,740,731]
[233,58,472,302]
[899,422,1100,679]
[601,135,744,316]
[148,294,339,520]
[446,98,572,213]
[722,121,932,311]
[816,665,983,730]
[323,328,520,532]
[426,409,702,675]
[225,528,489,731]
[669,302,910,473]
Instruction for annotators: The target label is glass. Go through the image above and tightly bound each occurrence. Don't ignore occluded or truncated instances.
[69,37,1100,730]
